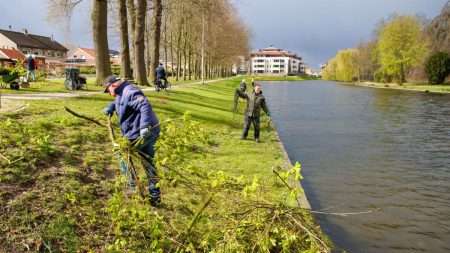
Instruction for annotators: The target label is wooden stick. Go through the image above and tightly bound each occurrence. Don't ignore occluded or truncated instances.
[186,194,214,234]
[64,106,105,127]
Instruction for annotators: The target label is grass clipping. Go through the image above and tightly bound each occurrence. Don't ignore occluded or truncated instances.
[60,107,330,252]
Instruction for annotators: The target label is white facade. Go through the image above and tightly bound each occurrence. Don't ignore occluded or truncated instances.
[250,47,304,75]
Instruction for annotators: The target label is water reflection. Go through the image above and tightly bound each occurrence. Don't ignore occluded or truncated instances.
[262,81,450,253]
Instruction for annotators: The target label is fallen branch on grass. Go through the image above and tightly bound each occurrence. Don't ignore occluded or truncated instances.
[64,106,105,127]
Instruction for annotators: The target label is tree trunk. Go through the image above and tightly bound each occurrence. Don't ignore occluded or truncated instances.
[127,0,136,79]
[399,63,406,85]
[163,10,168,72]
[150,0,163,83]
[176,27,182,81]
[170,31,174,80]
[145,9,151,79]
[134,0,148,86]
[118,0,132,79]
[92,0,111,85]
[188,46,192,80]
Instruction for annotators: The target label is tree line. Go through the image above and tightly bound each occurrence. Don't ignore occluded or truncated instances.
[322,2,450,85]
[47,0,250,85]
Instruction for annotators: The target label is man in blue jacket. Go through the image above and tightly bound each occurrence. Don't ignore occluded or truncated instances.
[102,75,161,206]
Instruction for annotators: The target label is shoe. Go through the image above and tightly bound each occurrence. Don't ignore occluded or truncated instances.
[255,138,260,143]
[150,197,162,207]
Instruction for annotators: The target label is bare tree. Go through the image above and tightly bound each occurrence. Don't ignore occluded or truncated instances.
[92,0,112,85]
[150,0,163,83]
[46,0,83,46]
[118,0,132,79]
[127,0,136,79]
[134,0,149,85]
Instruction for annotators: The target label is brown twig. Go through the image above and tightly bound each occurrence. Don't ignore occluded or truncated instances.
[64,106,105,127]
[186,193,214,234]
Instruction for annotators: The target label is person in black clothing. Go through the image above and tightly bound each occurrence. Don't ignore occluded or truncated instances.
[155,63,168,88]
[234,83,271,143]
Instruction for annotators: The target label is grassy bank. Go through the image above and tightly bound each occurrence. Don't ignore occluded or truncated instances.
[355,81,450,93]
[0,78,330,252]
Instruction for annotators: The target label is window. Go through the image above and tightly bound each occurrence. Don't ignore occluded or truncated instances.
[273,65,279,68]
[273,70,279,73]
[273,59,279,62]
[256,59,264,63]
[257,70,264,73]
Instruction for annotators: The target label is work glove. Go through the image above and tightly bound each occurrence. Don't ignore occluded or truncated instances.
[140,127,150,138]
[102,107,113,116]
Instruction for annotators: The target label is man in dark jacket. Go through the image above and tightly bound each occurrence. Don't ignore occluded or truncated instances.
[26,55,36,82]
[102,75,161,206]
[155,63,168,87]
[234,83,271,143]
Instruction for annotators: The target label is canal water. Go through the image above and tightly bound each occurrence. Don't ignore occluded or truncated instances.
[262,81,450,253]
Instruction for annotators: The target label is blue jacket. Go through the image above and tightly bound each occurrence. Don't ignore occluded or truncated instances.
[156,66,166,79]
[105,81,160,140]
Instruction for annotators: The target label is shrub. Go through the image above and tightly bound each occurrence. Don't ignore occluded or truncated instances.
[79,66,96,75]
[425,52,450,84]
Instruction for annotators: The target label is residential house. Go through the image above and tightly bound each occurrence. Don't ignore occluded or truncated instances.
[0,48,25,67]
[0,28,68,64]
[66,48,121,65]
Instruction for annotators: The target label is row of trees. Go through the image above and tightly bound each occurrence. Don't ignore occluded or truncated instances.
[47,0,250,85]
[322,3,450,85]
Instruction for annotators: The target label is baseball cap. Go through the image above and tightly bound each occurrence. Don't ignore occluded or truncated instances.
[103,75,121,93]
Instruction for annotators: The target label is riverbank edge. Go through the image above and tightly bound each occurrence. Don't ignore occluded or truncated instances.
[273,128,312,209]
[353,81,450,94]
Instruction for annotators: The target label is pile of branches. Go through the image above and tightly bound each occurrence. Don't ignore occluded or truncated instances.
[65,107,331,253]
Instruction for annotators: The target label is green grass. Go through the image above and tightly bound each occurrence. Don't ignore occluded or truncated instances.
[0,77,103,94]
[0,76,217,95]
[0,78,329,252]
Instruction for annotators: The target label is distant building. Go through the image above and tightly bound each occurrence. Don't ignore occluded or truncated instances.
[0,28,68,64]
[250,46,304,75]
[66,47,121,65]
[0,48,25,67]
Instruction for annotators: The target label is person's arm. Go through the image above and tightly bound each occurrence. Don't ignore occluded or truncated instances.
[261,98,271,117]
[103,102,116,116]
[128,93,159,135]
[235,88,248,99]
[233,88,248,112]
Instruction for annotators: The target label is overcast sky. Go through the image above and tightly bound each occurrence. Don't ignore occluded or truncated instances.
[0,0,447,69]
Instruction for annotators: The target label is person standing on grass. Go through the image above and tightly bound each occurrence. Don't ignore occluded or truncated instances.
[102,75,161,207]
[234,82,271,143]
[26,55,36,82]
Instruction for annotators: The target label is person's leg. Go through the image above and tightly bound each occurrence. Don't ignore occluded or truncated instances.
[253,117,260,141]
[241,116,251,139]
[137,133,161,203]
[26,70,30,81]
[31,70,36,81]
[117,155,136,189]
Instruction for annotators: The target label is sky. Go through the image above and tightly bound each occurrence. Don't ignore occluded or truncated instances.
[0,0,447,69]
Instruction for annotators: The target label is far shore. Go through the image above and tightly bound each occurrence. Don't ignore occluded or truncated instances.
[353,81,450,94]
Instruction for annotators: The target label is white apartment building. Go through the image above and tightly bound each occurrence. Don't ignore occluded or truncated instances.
[250,46,304,75]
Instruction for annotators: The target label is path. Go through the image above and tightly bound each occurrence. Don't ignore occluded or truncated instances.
[0,78,229,101]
